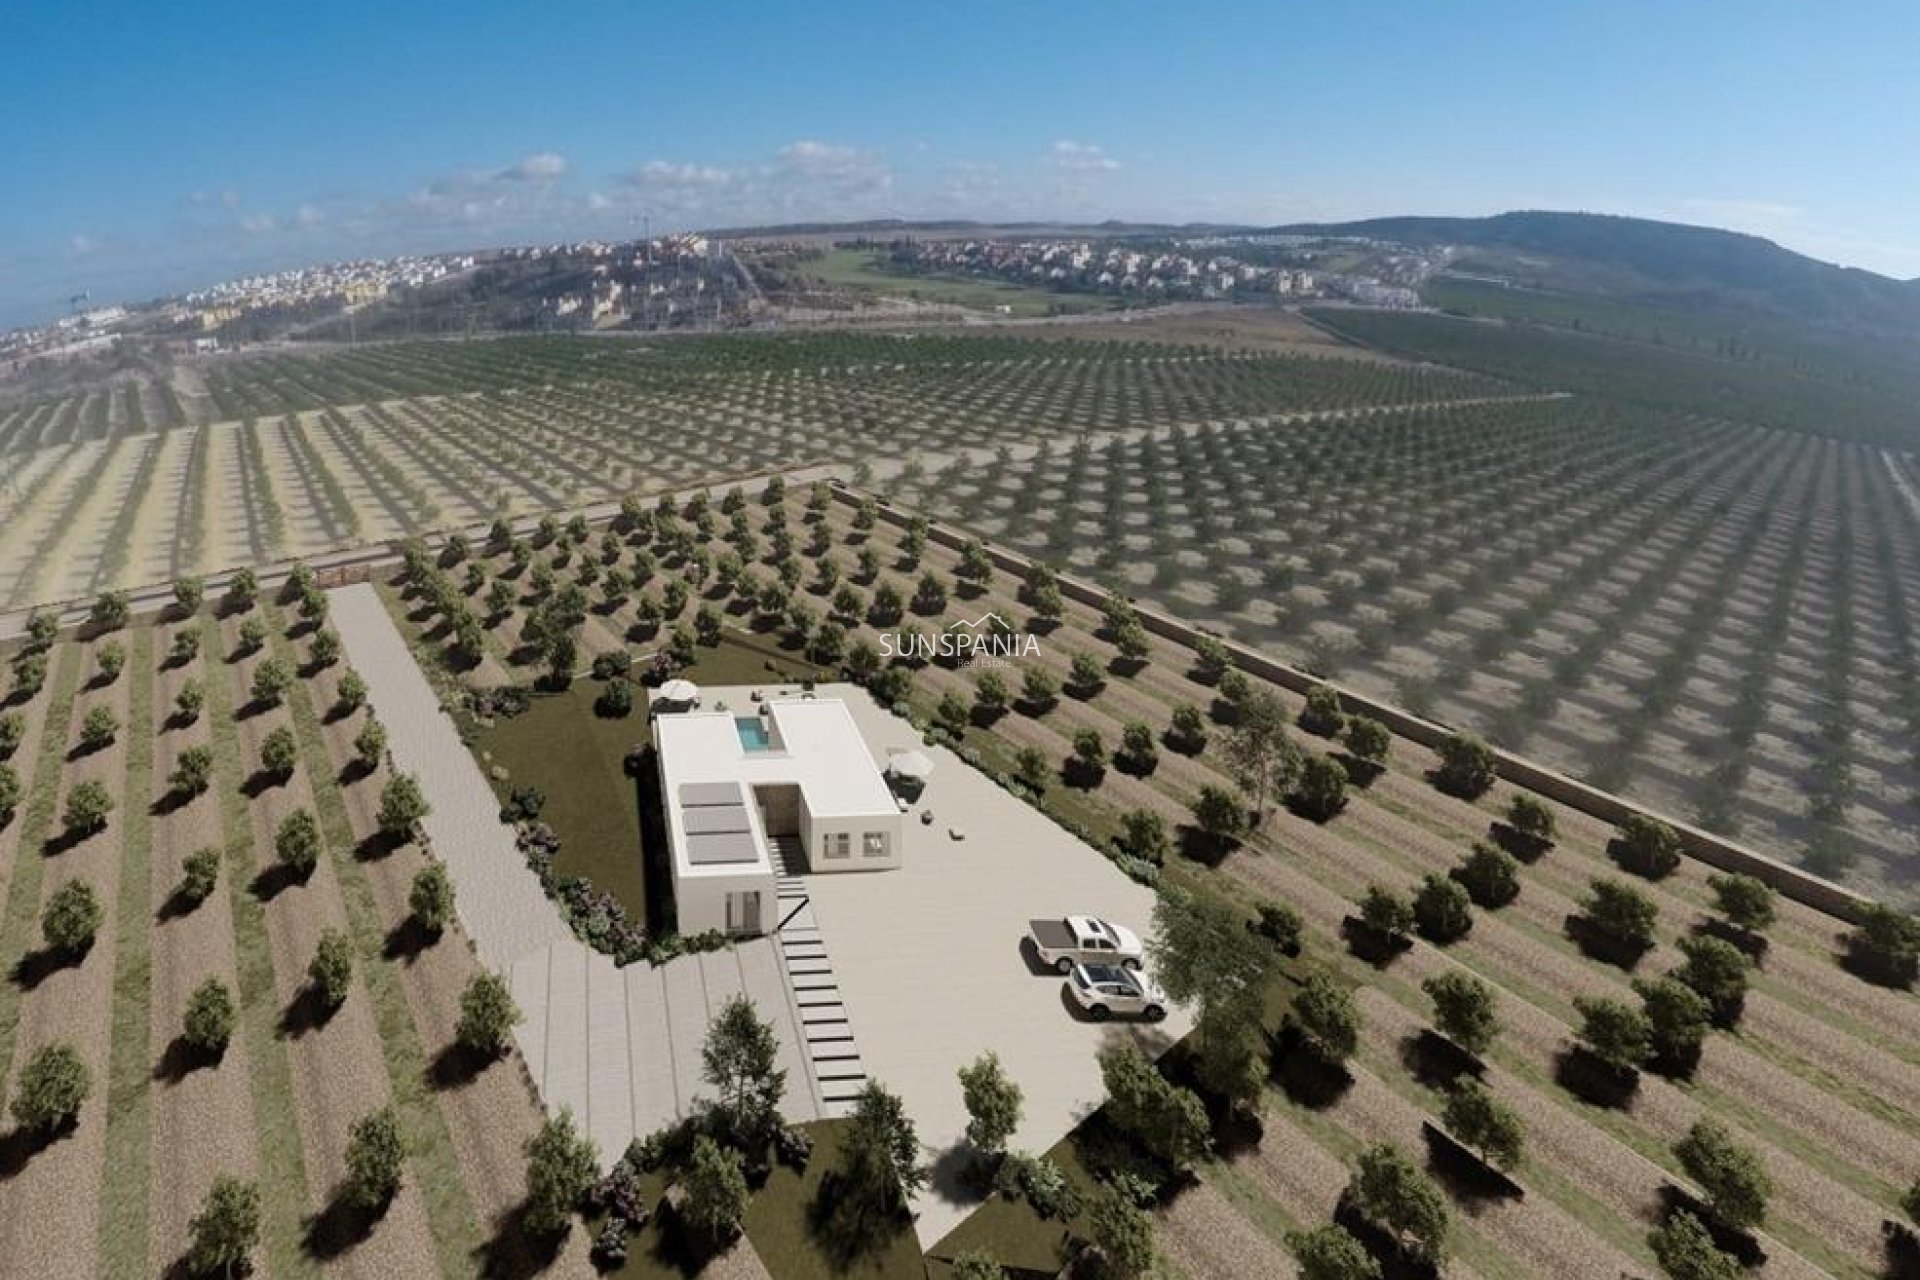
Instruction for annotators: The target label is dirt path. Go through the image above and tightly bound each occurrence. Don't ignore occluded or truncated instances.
[144,626,260,1273]
[220,615,442,1279]
[0,637,130,1278]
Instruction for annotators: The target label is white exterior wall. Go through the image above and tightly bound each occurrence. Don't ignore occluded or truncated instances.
[676,864,778,936]
[803,807,903,873]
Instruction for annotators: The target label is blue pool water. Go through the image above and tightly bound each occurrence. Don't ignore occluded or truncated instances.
[736,717,772,751]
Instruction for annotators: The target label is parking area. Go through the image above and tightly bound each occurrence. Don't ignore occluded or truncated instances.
[803,685,1196,1250]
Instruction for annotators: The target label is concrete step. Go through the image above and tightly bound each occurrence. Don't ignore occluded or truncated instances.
[800,1006,849,1025]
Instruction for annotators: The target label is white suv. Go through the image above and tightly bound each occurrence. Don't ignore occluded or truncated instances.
[1068,963,1168,1021]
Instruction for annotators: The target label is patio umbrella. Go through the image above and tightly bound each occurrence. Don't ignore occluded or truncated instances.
[657,678,700,703]
[888,749,934,780]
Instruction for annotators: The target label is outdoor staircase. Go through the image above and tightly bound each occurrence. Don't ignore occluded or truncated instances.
[767,835,868,1114]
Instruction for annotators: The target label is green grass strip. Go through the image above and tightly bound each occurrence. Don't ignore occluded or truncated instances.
[97,627,157,1280]
[266,605,483,1279]
[199,612,317,1280]
[0,643,82,1096]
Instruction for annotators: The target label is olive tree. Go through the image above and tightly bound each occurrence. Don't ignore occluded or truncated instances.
[187,1176,260,1278]
[524,1109,598,1237]
[1441,1079,1524,1171]
[1344,1143,1449,1265]
[457,970,522,1058]
[1422,970,1499,1058]
[184,978,237,1056]
[10,1041,90,1132]
[1674,1119,1772,1232]
[345,1106,406,1211]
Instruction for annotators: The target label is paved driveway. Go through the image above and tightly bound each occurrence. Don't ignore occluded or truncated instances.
[803,686,1195,1250]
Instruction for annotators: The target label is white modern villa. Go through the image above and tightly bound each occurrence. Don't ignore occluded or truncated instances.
[653,695,904,936]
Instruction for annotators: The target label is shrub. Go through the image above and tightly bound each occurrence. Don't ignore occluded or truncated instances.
[11,1041,90,1131]
[1674,935,1751,1023]
[948,1251,1010,1280]
[345,1106,406,1210]
[1345,1143,1449,1265]
[1292,753,1349,821]
[1707,873,1776,936]
[376,773,431,839]
[1286,1223,1382,1280]
[595,677,635,718]
[63,779,115,835]
[1292,971,1361,1065]
[1441,1079,1523,1171]
[1616,814,1683,879]
[958,1051,1023,1159]
[94,641,125,684]
[181,846,221,905]
[1506,793,1556,848]
[80,704,119,751]
[681,1134,750,1245]
[250,655,293,706]
[1573,995,1652,1074]
[1433,732,1496,798]
[1649,1209,1743,1280]
[0,763,19,822]
[1087,1188,1156,1279]
[1582,876,1659,954]
[1846,902,1920,987]
[1250,901,1303,953]
[1423,970,1499,1057]
[171,745,215,798]
[410,863,454,936]
[309,629,341,669]
[43,878,102,954]
[993,1151,1084,1220]
[1098,1041,1210,1172]
[1117,809,1169,865]
[1166,703,1207,753]
[259,726,297,779]
[335,669,368,714]
[0,711,22,759]
[1300,685,1346,736]
[89,590,131,632]
[524,1109,598,1237]
[184,978,236,1054]
[1359,884,1414,942]
[1456,841,1520,908]
[187,1176,260,1278]
[1633,975,1712,1075]
[1674,1119,1772,1231]
[1344,715,1391,766]
[308,929,354,1010]
[458,971,522,1057]
[275,809,322,877]
[175,679,205,724]
[1190,783,1246,848]
[171,629,202,665]
[353,719,388,768]
[173,576,206,615]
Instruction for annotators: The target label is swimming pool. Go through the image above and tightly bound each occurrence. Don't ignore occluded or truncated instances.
[735,717,773,751]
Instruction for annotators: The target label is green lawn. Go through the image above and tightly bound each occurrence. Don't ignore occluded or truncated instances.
[469,630,827,928]
[808,249,1119,318]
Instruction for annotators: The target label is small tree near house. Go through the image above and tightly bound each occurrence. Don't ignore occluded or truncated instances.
[376,773,431,841]
[958,1050,1023,1163]
[457,971,522,1058]
[524,1109,598,1237]
[410,863,454,937]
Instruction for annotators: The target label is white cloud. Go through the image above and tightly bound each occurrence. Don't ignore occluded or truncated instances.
[238,214,276,235]
[499,151,570,182]
[294,203,325,229]
[1679,197,1805,226]
[628,160,735,189]
[1051,140,1120,173]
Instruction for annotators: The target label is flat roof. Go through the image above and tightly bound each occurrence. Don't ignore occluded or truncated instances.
[654,694,898,880]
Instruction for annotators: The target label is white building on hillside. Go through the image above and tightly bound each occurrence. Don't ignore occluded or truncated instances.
[654,696,904,936]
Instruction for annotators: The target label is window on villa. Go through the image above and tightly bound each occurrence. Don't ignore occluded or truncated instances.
[862,831,888,858]
[823,832,851,859]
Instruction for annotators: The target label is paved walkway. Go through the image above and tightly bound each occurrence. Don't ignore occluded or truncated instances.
[331,583,824,1163]
[509,938,820,1161]
[330,582,572,972]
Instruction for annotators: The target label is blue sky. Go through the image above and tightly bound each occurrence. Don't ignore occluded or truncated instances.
[4,0,1917,326]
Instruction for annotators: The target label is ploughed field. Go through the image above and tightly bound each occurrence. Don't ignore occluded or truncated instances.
[0,595,590,1277]
[390,481,1920,1280]
[884,398,1920,904]
[0,332,1503,610]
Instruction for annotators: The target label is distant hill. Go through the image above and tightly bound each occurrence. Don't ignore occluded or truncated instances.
[1272,210,1920,334]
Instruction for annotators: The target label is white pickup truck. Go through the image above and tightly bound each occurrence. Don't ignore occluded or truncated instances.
[1028,915,1144,974]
